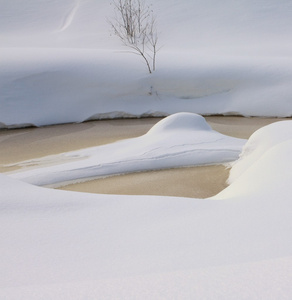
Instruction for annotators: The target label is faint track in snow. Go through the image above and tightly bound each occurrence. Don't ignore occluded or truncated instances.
[59,0,80,32]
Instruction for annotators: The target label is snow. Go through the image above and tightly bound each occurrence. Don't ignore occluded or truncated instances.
[1,0,292,298]
[1,0,292,128]
[1,258,292,300]
[1,120,292,299]
[8,113,245,187]
[227,120,292,185]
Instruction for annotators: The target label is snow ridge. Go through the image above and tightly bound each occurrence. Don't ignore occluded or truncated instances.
[59,0,80,32]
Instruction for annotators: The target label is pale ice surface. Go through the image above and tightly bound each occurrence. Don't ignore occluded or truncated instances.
[1,0,292,298]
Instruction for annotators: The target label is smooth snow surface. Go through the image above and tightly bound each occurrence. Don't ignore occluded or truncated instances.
[1,0,292,297]
[227,120,292,184]
[8,113,245,186]
[1,0,292,128]
[1,120,292,299]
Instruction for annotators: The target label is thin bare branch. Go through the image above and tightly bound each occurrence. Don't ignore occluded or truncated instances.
[109,0,159,74]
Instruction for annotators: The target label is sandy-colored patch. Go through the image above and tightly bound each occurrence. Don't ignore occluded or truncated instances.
[60,165,229,199]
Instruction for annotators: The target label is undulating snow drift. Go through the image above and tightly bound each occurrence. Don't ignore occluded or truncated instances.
[8,113,245,187]
[1,0,292,128]
[1,120,292,299]
[1,0,292,298]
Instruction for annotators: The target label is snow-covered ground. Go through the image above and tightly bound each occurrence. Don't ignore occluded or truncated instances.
[1,0,292,128]
[1,0,292,298]
[1,118,292,299]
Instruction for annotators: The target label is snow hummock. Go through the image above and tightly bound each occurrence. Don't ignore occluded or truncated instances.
[227,120,292,185]
[147,112,212,134]
[1,120,292,299]
[8,113,245,187]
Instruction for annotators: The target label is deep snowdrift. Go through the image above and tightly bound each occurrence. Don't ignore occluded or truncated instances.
[1,0,292,128]
[227,120,292,184]
[8,113,245,186]
[0,120,292,299]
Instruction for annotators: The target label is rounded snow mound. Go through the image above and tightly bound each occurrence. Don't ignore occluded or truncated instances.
[228,120,292,184]
[215,138,292,200]
[147,113,212,135]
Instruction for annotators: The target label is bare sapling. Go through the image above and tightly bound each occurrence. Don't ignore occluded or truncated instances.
[109,0,159,74]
